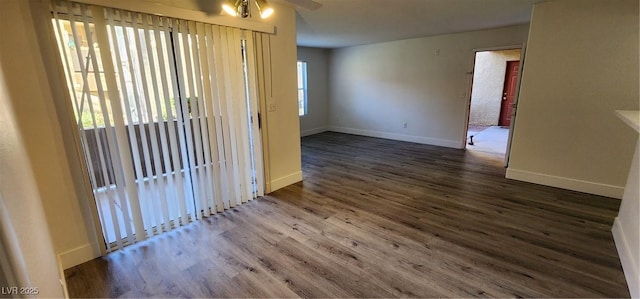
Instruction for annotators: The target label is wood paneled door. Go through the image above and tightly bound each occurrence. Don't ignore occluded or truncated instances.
[499,60,520,127]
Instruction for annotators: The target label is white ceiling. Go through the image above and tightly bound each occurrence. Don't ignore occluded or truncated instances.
[293,0,545,48]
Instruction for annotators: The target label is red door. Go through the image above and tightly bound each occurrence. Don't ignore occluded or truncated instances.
[499,60,520,127]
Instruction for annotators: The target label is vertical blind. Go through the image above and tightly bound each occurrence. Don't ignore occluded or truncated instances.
[51,0,267,251]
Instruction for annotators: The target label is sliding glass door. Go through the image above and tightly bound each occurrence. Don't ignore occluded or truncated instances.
[51,1,265,251]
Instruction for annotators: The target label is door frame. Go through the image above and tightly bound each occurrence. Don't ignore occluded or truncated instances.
[462,44,526,167]
[504,43,527,167]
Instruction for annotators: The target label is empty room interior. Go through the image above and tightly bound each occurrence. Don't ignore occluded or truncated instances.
[1,0,639,298]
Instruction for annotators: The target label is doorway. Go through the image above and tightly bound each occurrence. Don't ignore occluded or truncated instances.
[499,60,520,127]
[466,49,522,158]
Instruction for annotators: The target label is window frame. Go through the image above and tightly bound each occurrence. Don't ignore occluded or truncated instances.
[297,61,308,117]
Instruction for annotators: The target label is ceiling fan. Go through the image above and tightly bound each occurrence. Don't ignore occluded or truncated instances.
[222,0,322,19]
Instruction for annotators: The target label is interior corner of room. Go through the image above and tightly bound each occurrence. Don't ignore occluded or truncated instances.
[1,0,301,295]
[296,0,638,296]
[297,1,638,199]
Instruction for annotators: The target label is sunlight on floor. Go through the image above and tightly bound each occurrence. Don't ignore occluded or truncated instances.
[466,126,509,156]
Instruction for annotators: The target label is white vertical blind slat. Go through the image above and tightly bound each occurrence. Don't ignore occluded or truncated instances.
[145,15,173,232]
[190,21,216,216]
[58,4,123,249]
[91,7,146,243]
[244,32,265,198]
[77,4,130,248]
[255,33,272,195]
[254,33,268,196]
[144,15,173,233]
[117,10,156,236]
[224,27,243,207]
[234,29,253,203]
[130,11,167,234]
[213,26,237,209]
[180,20,207,219]
[156,17,191,225]
[105,8,150,242]
[198,23,224,212]
[236,30,254,203]
[171,20,195,225]
[127,12,155,234]
[204,24,228,212]
[153,16,190,227]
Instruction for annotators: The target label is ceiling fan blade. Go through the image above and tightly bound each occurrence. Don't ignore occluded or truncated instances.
[286,0,322,11]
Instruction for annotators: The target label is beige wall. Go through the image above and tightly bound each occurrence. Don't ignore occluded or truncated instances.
[29,0,103,270]
[3,0,100,270]
[0,0,68,296]
[469,49,521,126]
[297,47,330,136]
[5,0,300,271]
[328,24,529,148]
[507,0,639,198]
[261,2,302,191]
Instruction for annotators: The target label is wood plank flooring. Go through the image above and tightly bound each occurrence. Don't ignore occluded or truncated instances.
[65,132,630,298]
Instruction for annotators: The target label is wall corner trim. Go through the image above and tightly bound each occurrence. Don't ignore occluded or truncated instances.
[612,217,640,298]
[301,127,329,137]
[269,171,303,192]
[58,243,101,270]
[328,127,462,149]
[505,168,624,198]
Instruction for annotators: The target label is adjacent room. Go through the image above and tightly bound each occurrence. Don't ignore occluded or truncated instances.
[466,48,522,157]
[0,0,638,298]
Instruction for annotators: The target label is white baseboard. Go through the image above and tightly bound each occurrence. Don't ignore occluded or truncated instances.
[505,168,624,199]
[58,243,100,269]
[269,171,303,192]
[301,127,329,137]
[328,126,462,149]
[612,217,640,298]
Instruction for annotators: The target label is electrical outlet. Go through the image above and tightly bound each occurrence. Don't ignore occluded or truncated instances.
[268,102,276,112]
[435,49,441,56]
[403,122,408,129]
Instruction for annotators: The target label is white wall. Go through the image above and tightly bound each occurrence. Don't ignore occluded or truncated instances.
[6,0,300,271]
[328,24,529,148]
[469,49,521,126]
[613,136,639,298]
[0,0,67,296]
[297,47,330,136]
[507,0,639,199]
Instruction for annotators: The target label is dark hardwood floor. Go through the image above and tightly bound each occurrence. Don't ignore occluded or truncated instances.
[65,132,629,298]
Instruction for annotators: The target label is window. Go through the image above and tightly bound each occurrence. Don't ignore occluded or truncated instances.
[297,61,308,116]
[52,1,266,251]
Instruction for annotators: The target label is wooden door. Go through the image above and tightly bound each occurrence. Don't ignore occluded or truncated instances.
[499,60,519,126]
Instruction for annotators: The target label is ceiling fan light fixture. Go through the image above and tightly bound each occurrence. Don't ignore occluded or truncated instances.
[238,0,250,18]
[255,0,274,18]
[222,0,241,16]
